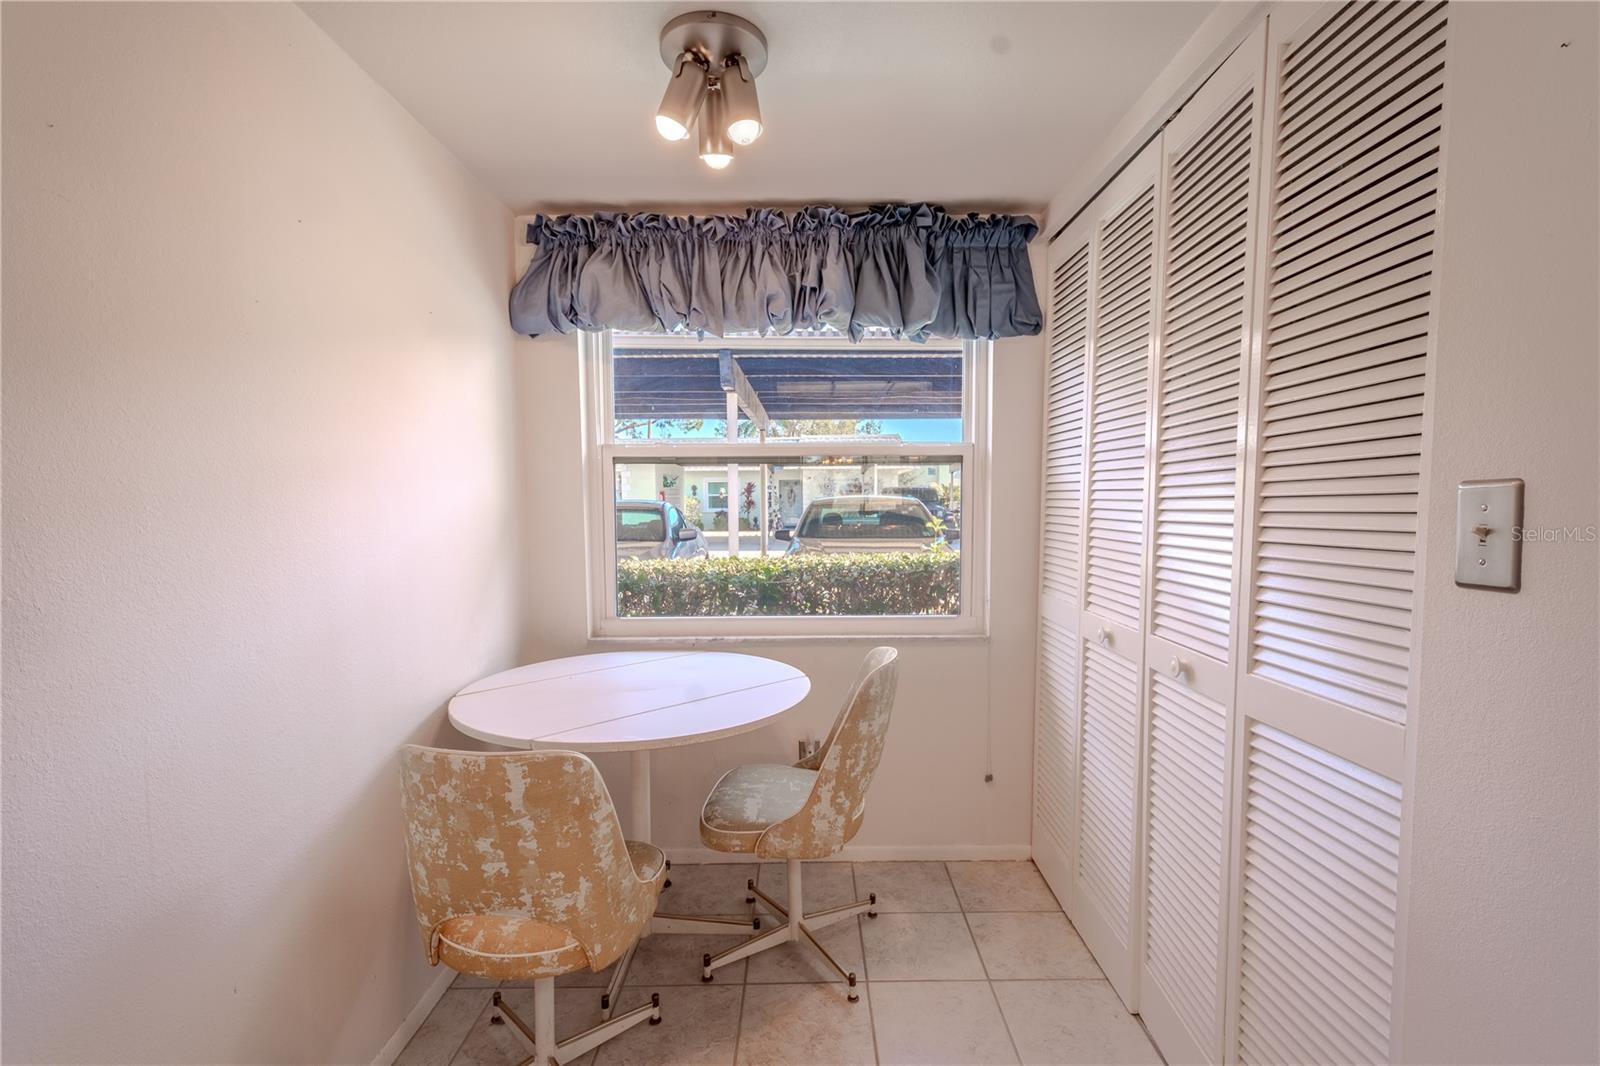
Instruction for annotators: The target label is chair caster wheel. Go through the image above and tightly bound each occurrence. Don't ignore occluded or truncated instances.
[702,953,714,982]
[847,993,860,1003]
[600,993,610,1010]
[753,918,762,930]
[867,892,878,918]
[649,992,662,1024]
[663,879,672,889]
[847,973,859,1001]
[490,1015,504,1025]
[746,878,756,890]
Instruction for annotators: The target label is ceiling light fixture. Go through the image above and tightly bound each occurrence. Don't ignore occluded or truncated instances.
[654,11,768,169]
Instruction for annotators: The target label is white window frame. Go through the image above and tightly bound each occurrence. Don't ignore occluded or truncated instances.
[579,329,991,640]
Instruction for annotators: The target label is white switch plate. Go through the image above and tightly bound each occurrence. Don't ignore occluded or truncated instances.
[1455,478,1524,591]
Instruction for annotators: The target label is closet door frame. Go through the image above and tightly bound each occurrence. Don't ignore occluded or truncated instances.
[1221,3,1448,1059]
[1136,22,1269,1066]
[1073,136,1164,1011]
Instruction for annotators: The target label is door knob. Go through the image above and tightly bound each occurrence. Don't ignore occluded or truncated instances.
[1096,627,1108,645]
[1169,657,1185,680]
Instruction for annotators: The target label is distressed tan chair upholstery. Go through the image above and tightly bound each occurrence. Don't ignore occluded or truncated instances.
[400,746,665,1065]
[697,647,899,999]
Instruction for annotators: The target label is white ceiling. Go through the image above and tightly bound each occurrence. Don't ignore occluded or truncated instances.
[303,2,1216,214]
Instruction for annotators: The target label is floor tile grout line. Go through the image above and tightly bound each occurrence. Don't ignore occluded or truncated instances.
[947,859,1029,1066]
[851,862,883,1066]
[444,990,499,1066]
[731,975,749,1066]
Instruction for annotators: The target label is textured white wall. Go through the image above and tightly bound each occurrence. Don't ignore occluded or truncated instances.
[1,4,519,1063]
[1399,4,1600,1062]
[509,252,1046,860]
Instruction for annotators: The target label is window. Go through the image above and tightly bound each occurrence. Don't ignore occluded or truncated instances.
[581,330,988,637]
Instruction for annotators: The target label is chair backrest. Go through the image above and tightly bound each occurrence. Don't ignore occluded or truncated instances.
[398,746,654,971]
[758,646,899,859]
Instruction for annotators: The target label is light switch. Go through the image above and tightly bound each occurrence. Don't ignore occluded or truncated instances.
[1454,478,1524,591]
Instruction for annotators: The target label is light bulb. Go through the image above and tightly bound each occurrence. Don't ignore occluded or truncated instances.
[720,55,763,145]
[655,53,706,142]
[698,83,735,169]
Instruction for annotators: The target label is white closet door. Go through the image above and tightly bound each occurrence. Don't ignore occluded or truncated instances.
[1073,138,1161,1009]
[1139,24,1266,1065]
[1228,3,1447,1062]
[1033,234,1091,900]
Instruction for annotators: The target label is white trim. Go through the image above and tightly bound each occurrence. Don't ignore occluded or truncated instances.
[662,843,1034,865]
[581,333,993,639]
[370,966,455,1066]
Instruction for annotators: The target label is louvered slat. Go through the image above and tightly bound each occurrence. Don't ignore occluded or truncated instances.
[1043,245,1091,599]
[1034,617,1079,866]
[1248,0,1446,721]
[1077,640,1139,944]
[1145,675,1227,1052]
[1238,722,1402,1066]
[1085,188,1156,629]
[1153,89,1253,661]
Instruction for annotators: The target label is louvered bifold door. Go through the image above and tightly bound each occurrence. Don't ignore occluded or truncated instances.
[1033,232,1092,903]
[1227,4,1447,1063]
[1072,138,1161,1010]
[1138,25,1266,1066]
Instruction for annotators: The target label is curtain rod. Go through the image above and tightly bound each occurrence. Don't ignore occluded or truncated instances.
[1047,33,1250,246]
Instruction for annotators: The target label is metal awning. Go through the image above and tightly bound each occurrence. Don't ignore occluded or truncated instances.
[610,351,963,420]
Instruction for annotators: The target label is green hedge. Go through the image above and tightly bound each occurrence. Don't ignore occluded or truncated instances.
[617,552,960,617]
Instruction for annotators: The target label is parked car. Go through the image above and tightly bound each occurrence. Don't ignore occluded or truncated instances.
[615,500,708,560]
[883,485,958,528]
[776,495,954,554]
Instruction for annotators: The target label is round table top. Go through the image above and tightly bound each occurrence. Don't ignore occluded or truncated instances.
[447,651,811,752]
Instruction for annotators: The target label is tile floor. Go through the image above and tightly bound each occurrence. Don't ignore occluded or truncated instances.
[397,860,1163,1066]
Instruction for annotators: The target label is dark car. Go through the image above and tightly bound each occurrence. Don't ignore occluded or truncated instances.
[884,485,958,527]
[616,500,708,560]
[776,495,954,555]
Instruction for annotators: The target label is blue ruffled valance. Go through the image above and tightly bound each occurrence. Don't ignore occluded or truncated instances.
[508,204,1041,342]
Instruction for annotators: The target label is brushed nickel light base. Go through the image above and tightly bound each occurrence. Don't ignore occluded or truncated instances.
[659,10,768,77]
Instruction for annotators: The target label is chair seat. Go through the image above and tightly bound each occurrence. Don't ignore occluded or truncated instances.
[437,838,666,981]
[626,839,667,882]
[700,763,864,854]
[436,913,589,980]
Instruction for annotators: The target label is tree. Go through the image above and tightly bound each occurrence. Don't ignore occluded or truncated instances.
[614,418,708,440]
[737,418,884,438]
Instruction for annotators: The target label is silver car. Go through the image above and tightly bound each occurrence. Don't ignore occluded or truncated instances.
[616,500,708,560]
[776,495,950,555]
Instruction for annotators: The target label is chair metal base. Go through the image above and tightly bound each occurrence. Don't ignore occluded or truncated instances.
[495,981,659,1065]
[592,865,762,1020]
[699,859,876,1001]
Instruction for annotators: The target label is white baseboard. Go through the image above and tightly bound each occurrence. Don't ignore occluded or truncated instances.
[372,965,456,1066]
[662,843,1033,864]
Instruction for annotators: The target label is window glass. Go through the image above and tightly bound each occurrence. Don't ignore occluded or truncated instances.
[610,343,965,444]
[616,506,666,543]
[612,457,961,619]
